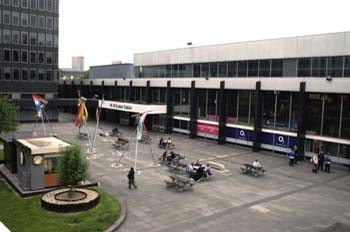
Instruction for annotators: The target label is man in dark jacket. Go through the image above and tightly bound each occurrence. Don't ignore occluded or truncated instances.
[127,167,137,189]
[318,151,324,171]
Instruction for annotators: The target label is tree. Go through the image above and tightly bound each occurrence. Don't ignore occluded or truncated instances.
[80,71,89,79]
[58,141,88,195]
[58,69,64,79]
[0,96,17,133]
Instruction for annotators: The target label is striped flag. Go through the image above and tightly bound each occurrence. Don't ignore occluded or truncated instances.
[136,113,147,141]
[32,94,48,118]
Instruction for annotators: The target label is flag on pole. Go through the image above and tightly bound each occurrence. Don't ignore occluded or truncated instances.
[136,113,147,141]
[75,96,88,128]
[32,94,48,118]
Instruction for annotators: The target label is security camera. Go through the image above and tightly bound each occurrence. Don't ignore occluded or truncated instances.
[326,75,332,81]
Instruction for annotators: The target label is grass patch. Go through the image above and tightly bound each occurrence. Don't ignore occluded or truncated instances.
[0,180,121,232]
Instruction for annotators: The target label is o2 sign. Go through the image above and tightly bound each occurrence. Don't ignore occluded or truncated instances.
[274,134,287,147]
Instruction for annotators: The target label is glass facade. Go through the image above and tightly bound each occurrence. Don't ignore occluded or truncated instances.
[135,56,350,78]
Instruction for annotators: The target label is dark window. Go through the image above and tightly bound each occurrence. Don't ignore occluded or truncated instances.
[178,64,185,77]
[341,95,350,139]
[4,49,11,62]
[21,32,28,45]
[184,64,193,77]
[13,68,20,80]
[259,60,270,77]
[327,56,344,77]
[22,69,28,81]
[271,59,283,77]
[46,70,52,81]
[200,63,209,77]
[4,68,11,80]
[311,57,327,77]
[238,91,250,125]
[171,65,178,77]
[262,91,276,128]
[237,61,247,77]
[248,60,259,77]
[198,90,206,118]
[13,50,20,62]
[275,92,291,130]
[305,93,323,135]
[322,94,341,137]
[38,69,44,81]
[209,63,218,77]
[227,62,237,77]
[38,0,45,10]
[21,51,28,63]
[218,62,227,77]
[297,58,311,77]
[173,89,181,115]
[193,64,200,77]
[207,90,218,121]
[30,51,36,63]
[344,56,350,77]
[226,90,237,123]
[38,52,45,64]
[30,0,37,9]
[30,69,36,81]
[165,65,171,78]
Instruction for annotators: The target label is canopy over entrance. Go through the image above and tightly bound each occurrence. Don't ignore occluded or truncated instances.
[98,100,167,114]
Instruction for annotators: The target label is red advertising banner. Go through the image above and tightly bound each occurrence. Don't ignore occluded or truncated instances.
[197,123,219,136]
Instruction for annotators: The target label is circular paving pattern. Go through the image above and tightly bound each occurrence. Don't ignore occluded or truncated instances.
[41,188,100,213]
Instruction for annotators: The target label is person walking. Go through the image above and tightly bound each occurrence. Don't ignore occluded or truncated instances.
[318,151,324,171]
[127,167,137,189]
[293,145,298,165]
[288,148,295,167]
[325,152,331,173]
[311,154,318,173]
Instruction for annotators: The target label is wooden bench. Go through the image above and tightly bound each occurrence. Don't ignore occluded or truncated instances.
[165,175,195,192]
[241,163,266,177]
[207,161,225,171]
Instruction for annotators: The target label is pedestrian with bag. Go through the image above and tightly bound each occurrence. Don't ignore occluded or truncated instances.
[288,148,295,167]
[325,152,331,173]
[311,154,318,173]
[127,167,137,189]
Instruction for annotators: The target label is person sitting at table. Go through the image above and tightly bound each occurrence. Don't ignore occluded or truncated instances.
[192,165,204,181]
[187,163,194,177]
[253,159,261,168]
[194,160,202,167]
[205,164,212,176]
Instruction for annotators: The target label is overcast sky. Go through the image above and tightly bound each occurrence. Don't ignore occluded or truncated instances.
[59,0,350,69]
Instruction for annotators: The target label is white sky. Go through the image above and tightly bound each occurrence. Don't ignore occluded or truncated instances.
[59,0,350,69]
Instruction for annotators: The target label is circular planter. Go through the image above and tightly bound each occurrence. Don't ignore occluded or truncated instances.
[41,188,100,213]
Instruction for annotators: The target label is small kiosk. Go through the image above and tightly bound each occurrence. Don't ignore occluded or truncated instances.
[15,136,70,191]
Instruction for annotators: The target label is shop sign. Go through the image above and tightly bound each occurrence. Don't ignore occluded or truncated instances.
[197,123,219,136]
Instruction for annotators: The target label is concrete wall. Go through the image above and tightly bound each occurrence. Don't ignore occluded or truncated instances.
[134,32,350,66]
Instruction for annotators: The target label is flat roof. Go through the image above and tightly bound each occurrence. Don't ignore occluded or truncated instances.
[16,137,70,155]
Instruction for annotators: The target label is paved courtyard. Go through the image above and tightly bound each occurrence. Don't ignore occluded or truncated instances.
[20,113,350,232]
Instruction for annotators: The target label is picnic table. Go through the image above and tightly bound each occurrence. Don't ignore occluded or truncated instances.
[240,163,266,177]
[112,137,130,150]
[164,174,195,192]
[167,160,188,174]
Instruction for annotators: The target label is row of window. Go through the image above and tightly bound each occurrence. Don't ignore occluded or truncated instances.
[0,0,59,13]
[0,10,58,30]
[0,67,57,81]
[136,56,350,78]
[0,48,58,64]
[0,30,58,47]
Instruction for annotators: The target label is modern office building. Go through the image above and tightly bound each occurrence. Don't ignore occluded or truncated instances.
[59,32,350,165]
[0,0,59,121]
[72,56,84,71]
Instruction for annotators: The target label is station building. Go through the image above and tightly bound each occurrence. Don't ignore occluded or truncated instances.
[59,32,350,165]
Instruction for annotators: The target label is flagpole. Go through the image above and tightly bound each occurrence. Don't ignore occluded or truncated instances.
[91,105,100,159]
[41,114,46,135]
[135,140,138,172]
